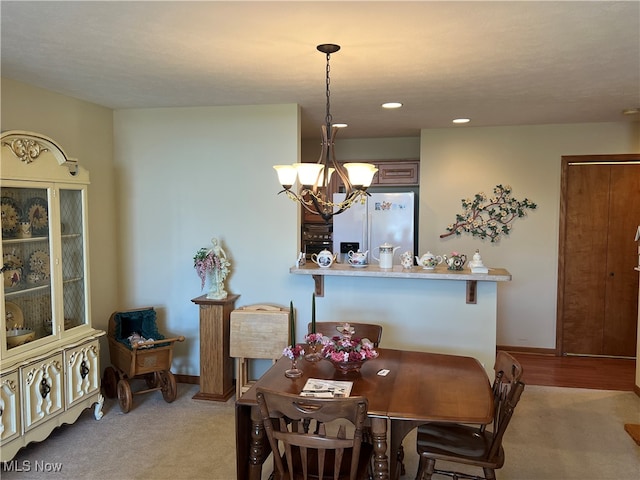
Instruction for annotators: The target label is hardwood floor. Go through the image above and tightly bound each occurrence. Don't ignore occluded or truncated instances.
[504,351,636,392]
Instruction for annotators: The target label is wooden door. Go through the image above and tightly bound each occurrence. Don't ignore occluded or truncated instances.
[558,155,640,357]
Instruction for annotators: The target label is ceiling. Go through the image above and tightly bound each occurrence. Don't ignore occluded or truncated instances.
[2,1,639,140]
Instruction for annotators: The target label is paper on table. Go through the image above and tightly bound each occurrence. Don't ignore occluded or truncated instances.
[300,378,353,398]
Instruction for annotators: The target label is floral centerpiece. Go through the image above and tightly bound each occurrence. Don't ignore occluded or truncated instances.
[193,236,230,300]
[322,323,379,374]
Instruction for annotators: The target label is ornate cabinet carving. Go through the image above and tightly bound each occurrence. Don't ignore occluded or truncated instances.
[0,131,105,461]
[22,353,64,431]
[64,339,100,408]
[0,370,21,444]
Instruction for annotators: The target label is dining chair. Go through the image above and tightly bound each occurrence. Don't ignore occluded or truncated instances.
[413,351,525,480]
[308,322,383,347]
[256,387,373,480]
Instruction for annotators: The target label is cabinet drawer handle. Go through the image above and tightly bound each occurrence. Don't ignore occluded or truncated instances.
[40,378,51,399]
[80,360,89,379]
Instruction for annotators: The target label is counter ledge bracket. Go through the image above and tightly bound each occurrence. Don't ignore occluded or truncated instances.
[312,275,324,297]
[466,280,477,304]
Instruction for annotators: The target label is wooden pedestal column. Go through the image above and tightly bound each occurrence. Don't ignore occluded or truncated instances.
[191,294,239,401]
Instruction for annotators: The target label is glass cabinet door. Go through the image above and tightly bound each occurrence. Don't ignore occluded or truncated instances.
[59,188,87,331]
[2,185,54,348]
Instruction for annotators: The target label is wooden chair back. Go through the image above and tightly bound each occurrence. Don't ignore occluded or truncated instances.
[485,351,525,458]
[256,387,372,480]
[308,322,383,347]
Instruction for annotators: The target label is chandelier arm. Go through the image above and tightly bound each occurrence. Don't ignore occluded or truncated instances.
[328,126,353,194]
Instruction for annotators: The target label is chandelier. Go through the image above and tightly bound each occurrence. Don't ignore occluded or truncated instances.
[274,44,377,222]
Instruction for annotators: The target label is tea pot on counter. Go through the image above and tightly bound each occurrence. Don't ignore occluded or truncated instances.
[311,249,337,268]
[372,243,400,269]
[443,252,467,271]
[347,250,369,266]
[415,251,443,270]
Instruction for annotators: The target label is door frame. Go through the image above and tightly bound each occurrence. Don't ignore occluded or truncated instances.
[556,154,640,356]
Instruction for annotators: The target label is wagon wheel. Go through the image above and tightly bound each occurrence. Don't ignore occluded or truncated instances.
[102,366,118,398]
[160,371,177,403]
[117,379,133,413]
[144,372,159,388]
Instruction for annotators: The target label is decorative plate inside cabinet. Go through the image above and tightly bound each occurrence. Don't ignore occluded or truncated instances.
[1,197,21,236]
[2,252,23,289]
[28,250,50,281]
[5,301,24,329]
[25,197,48,235]
[3,252,23,268]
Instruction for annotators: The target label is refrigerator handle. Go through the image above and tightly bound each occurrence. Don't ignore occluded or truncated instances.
[367,213,372,254]
[361,212,367,252]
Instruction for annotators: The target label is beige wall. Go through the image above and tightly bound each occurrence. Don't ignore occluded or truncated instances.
[4,77,638,376]
[420,123,639,349]
[1,78,117,366]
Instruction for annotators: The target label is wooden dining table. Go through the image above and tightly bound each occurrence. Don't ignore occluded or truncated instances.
[235,348,493,480]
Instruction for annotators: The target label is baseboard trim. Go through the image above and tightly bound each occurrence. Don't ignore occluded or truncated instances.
[497,345,557,355]
[175,374,199,385]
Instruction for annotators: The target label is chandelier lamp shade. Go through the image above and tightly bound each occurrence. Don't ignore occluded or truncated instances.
[274,44,377,222]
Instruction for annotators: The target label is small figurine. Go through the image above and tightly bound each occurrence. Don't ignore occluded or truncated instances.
[469,249,489,274]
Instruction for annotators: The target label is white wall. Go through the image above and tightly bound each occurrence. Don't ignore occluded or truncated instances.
[420,123,639,349]
[302,136,421,162]
[113,105,308,374]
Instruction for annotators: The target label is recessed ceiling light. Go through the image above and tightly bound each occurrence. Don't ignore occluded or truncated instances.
[452,118,470,124]
[332,123,348,128]
[382,102,403,109]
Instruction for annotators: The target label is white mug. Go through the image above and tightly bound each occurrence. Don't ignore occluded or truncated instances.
[17,222,31,238]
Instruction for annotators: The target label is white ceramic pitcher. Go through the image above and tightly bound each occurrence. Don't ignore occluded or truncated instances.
[372,242,400,269]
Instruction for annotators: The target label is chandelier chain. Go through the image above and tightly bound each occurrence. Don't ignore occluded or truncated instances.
[325,52,332,127]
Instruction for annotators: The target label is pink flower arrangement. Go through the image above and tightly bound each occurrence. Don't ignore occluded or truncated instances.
[193,246,229,290]
[282,344,305,360]
[304,332,324,344]
[322,335,378,363]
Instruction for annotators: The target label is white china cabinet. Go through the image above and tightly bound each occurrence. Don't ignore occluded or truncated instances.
[0,131,104,461]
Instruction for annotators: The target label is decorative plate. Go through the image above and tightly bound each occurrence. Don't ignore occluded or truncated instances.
[5,301,24,329]
[25,197,48,235]
[3,252,23,269]
[29,250,50,279]
[1,197,21,236]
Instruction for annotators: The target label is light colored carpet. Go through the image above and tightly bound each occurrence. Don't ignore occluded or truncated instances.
[1,381,638,480]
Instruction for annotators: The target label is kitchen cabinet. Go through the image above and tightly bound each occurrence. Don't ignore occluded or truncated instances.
[372,161,419,185]
[301,159,420,224]
[1,131,105,461]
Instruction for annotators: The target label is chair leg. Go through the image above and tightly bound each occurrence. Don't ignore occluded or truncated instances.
[483,467,496,480]
[397,444,406,476]
[415,456,425,480]
[424,458,436,480]
[415,456,436,480]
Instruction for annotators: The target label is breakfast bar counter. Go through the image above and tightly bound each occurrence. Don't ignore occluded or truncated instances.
[290,263,511,302]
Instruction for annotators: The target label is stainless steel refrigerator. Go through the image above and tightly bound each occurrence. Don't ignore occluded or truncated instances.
[332,191,416,265]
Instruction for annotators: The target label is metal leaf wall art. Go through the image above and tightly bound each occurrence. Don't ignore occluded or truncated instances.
[440,184,537,242]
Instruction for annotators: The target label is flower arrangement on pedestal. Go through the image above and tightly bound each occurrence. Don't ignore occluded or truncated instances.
[322,323,379,374]
[193,236,230,300]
